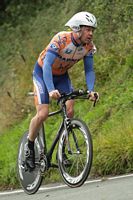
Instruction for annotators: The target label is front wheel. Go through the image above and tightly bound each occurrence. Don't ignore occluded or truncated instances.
[57,119,93,187]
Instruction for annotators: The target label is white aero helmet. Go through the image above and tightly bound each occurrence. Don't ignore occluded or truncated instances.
[65,11,97,32]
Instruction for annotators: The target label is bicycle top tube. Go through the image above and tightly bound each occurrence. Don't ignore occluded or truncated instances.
[48,109,62,117]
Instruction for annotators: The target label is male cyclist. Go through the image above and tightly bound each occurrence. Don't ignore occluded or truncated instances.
[25,11,99,169]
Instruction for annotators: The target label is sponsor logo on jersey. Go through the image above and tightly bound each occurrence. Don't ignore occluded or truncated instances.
[65,48,73,54]
[50,44,58,51]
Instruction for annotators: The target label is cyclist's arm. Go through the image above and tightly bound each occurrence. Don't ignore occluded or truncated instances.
[42,51,57,92]
[83,53,95,92]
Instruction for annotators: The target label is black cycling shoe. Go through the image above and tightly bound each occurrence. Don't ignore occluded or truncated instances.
[24,144,35,170]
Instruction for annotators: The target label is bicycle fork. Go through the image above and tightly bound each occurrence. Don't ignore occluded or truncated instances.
[64,119,81,155]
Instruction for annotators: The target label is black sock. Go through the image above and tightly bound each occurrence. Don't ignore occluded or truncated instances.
[28,139,34,150]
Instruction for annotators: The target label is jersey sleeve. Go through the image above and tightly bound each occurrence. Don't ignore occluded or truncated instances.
[83,53,95,91]
[42,51,57,92]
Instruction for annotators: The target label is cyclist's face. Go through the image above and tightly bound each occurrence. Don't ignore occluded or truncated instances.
[80,26,94,44]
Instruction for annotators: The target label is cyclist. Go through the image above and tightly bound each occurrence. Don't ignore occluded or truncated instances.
[25,11,99,169]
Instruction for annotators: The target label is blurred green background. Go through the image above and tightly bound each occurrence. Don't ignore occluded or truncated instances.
[0,0,133,190]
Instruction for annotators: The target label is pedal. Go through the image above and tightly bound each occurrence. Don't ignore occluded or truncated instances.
[21,161,36,172]
[40,159,47,172]
[21,161,28,172]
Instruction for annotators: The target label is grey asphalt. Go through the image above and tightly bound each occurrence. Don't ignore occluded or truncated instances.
[0,175,133,200]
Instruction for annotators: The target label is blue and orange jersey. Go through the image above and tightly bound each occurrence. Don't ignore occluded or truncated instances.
[37,31,96,75]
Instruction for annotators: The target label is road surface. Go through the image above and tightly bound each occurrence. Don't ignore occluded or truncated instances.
[0,174,133,200]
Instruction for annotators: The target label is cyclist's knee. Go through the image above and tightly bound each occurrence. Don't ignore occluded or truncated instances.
[67,112,74,118]
[37,112,48,123]
[66,100,74,118]
[67,108,74,118]
[36,105,49,124]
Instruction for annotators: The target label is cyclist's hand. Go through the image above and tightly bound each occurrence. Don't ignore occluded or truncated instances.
[88,91,99,102]
[49,90,61,100]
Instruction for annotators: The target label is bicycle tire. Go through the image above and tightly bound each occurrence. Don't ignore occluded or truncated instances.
[17,126,45,194]
[57,118,93,188]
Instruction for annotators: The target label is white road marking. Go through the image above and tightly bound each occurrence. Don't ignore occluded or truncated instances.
[0,173,133,196]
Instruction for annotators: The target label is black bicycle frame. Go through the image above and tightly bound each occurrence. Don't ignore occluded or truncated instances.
[45,104,68,164]
[46,121,64,162]
[41,90,94,166]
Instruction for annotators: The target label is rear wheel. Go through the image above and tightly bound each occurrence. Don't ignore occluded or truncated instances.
[58,119,93,187]
[17,126,45,194]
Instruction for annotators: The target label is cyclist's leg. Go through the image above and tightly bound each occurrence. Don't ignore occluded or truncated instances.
[28,104,49,141]
[66,99,74,118]
[25,68,49,168]
[53,72,74,118]
[29,70,50,141]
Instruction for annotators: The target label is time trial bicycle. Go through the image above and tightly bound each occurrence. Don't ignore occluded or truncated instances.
[17,89,98,194]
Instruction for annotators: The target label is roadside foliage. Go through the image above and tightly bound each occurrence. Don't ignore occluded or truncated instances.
[0,0,132,189]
